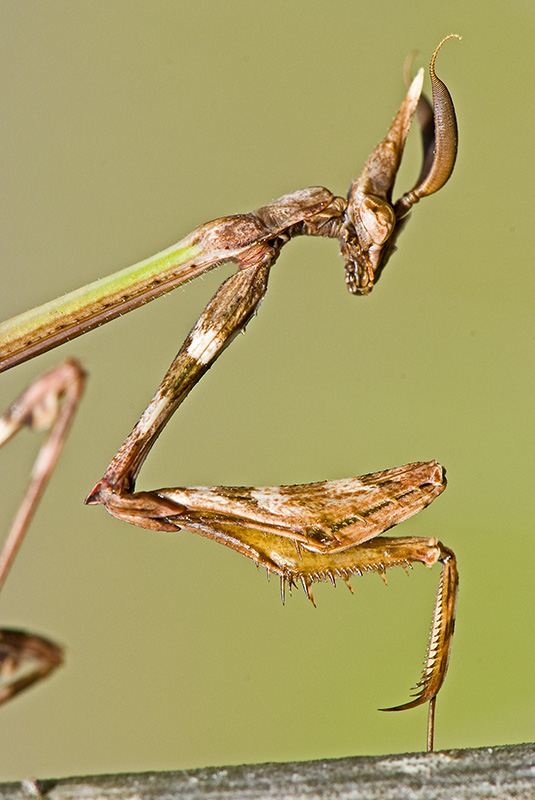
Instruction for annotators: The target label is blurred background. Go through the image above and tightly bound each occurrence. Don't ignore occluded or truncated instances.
[1,0,534,782]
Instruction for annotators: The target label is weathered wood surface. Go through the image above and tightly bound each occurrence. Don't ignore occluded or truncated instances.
[2,743,535,799]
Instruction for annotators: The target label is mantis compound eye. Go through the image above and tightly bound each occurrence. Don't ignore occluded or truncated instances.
[358,196,395,246]
[340,195,396,296]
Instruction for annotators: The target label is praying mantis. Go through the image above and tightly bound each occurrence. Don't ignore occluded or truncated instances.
[0,36,460,751]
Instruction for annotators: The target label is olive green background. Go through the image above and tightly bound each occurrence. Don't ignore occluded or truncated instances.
[1,0,534,782]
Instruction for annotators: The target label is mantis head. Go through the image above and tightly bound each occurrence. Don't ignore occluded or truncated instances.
[342,35,459,295]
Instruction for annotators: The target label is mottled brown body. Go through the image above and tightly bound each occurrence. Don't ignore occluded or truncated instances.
[1,39,460,748]
[85,39,460,748]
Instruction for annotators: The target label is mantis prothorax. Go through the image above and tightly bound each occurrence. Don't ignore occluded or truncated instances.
[0,37,460,750]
